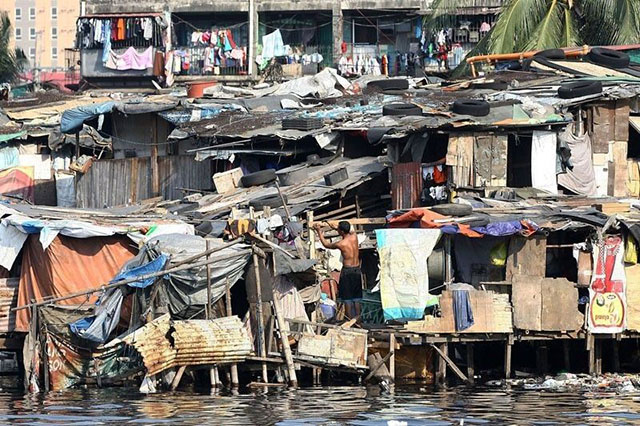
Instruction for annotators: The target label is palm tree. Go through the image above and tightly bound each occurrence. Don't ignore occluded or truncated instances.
[424,0,640,54]
[0,12,25,84]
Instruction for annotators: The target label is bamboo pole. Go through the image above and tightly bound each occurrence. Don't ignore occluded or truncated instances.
[251,245,268,383]
[13,248,250,312]
[226,276,239,387]
[272,297,298,387]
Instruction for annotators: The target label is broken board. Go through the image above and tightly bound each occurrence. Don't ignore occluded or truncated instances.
[512,275,583,332]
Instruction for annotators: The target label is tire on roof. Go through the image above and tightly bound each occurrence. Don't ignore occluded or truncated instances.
[249,194,287,210]
[587,48,630,69]
[431,203,473,217]
[451,99,490,117]
[240,169,277,187]
[382,103,423,117]
[557,80,603,99]
[368,79,410,91]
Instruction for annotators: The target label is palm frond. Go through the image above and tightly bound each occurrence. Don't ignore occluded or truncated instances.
[422,0,463,34]
[488,0,550,53]
[0,12,22,83]
[522,0,580,50]
[581,0,640,45]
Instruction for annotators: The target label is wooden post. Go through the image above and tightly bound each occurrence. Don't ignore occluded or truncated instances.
[307,211,316,260]
[467,343,475,384]
[225,276,239,387]
[171,366,186,391]
[251,246,268,383]
[389,333,396,382]
[536,344,548,375]
[151,114,160,197]
[272,298,298,387]
[563,340,571,372]
[587,333,596,375]
[206,239,212,319]
[504,336,513,379]
[436,342,447,386]
[444,236,453,286]
[595,339,603,375]
[210,366,218,388]
[613,338,621,373]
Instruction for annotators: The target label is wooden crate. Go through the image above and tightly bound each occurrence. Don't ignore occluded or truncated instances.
[212,168,243,194]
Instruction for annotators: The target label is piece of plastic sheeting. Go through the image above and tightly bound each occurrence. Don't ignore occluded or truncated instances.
[16,234,136,332]
[0,221,28,270]
[146,234,251,318]
[60,101,115,134]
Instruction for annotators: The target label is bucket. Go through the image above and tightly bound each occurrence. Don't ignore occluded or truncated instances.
[187,81,216,98]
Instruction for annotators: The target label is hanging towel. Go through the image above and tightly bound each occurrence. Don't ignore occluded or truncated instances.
[531,130,558,194]
[452,290,474,331]
[104,46,154,70]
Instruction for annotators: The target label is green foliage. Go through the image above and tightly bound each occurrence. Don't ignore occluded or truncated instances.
[0,12,24,84]
[424,0,640,55]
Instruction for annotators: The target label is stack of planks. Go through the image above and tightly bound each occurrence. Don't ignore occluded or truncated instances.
[595,202,630,215]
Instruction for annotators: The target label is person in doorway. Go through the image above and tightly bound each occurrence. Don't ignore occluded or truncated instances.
[313,221,362,319]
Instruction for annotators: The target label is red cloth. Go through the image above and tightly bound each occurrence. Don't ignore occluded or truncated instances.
[341,41,347,54]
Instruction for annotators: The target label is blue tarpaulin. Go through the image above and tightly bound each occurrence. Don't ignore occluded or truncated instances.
[60,101,116,134]
[69,253,168,343]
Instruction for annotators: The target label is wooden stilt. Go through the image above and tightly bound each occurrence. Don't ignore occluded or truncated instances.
[613,338,621,373]
[587,333,596,375]
[435,343,448,386]
[272,298,298,387]
[467,343,475,384]
[563,340,571,372]
[210,366,218,388]
[536,344,548,375]
[171,366,187,391]
[389,333,396,382]
[251,246,268,383]
[504,336,513,379]
[595,339,603,375]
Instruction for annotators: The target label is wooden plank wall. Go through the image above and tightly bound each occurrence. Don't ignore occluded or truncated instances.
[76,156,212,208]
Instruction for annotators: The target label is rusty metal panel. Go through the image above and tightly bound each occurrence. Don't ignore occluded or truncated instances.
[391,162,422,210]
[118,314,250,376]
[0,278,18,333]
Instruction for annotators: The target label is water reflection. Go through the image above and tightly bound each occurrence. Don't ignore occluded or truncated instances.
[0,384,638,425]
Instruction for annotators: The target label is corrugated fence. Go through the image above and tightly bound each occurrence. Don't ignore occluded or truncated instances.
[0,278,19,334]
[76,155,212,208]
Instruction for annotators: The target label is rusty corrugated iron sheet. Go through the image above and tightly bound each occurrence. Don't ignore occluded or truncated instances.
[391,162,422,210]
[119,314,250,376]
[0,278,19,333]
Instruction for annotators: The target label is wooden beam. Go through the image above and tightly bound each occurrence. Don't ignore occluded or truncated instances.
[587,333,596,375]
[389,333,396,382]
[322,218,387,227]
[563,340,571,372]
[613,339,620,373]
[505,337,513,379]
[171,366,187,391]
[431,343,469,383]
[365,351,393,382]
[467,343,475,384]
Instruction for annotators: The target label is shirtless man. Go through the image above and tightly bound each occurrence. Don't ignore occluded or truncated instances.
[314,220,362,319]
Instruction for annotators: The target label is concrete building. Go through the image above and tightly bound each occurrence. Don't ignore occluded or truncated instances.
[80,0,504,84]
[0,0,80,70]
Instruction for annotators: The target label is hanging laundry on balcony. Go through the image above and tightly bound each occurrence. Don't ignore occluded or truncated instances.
[104,46,154,71]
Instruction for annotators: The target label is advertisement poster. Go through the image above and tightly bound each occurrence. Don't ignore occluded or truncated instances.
[588,235,626,333]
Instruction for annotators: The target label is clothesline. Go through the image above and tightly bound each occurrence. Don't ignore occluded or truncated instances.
[171,14,249,33]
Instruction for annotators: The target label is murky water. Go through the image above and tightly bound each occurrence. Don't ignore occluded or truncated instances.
[0,384,639,425]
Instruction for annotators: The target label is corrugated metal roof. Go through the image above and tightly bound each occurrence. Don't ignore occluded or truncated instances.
[116,314,251,376]
[0,279,18,334]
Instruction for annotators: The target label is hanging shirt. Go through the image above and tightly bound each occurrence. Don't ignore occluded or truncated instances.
[143,18,153,40]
